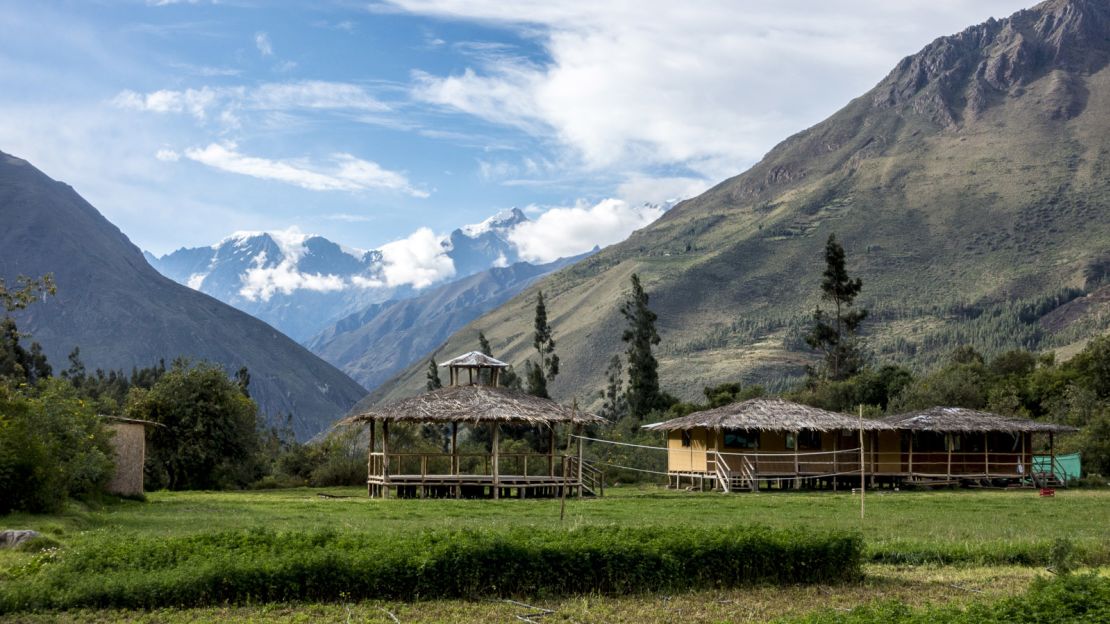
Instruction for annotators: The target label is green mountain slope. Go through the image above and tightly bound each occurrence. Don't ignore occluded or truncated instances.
[0,152,367,439]
[368,0,1110,410]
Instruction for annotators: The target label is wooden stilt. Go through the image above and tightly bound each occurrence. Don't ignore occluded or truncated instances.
[832,433,838,492]
[492,422,500,500]
[576,423,584,498]
[793,430,800,490]
[983,432,990,478]
[946,433,953,481]
[382,420,391,499]
[548,426,556,477]
[368,419,376,498]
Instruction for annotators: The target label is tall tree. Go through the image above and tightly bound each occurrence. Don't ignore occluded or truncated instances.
[621,274,663,419]
[426,357,442,391]
[598,354,627,421]
[478,331,522,389]
[525,291,560,398]
[805,234,868,381]
[127,360,260,490]
[0,274,56,385]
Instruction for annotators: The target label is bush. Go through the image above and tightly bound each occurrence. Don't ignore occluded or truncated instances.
[793,572,1110,623]
[0,379,114,514]
[0,525,862,612]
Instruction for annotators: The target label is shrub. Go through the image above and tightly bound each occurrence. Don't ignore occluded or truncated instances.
[0,525,862,612]
[791,572,1110,623]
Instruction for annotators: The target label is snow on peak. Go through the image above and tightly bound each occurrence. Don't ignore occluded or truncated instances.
[460,207,527,238]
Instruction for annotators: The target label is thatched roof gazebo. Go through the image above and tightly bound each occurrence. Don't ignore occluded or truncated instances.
[344,352,604,500]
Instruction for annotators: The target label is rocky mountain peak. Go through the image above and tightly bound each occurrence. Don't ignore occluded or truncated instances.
[873,0,1109,127]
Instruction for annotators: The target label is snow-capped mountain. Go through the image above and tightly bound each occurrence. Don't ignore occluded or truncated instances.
[145,208,529,341]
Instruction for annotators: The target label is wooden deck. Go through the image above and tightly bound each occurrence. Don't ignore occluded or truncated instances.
[368,451,602,499]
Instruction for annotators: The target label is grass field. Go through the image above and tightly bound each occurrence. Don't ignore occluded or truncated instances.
[1,486,1108,622]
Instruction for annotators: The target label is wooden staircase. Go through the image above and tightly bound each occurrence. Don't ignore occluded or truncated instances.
[711,451,757,493]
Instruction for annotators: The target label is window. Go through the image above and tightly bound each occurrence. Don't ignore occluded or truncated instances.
[723,428,759,449]
[680,430,692,447]
[796,430,822,450]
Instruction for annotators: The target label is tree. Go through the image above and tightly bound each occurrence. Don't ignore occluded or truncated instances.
[621,274,663,419]
[598,355,627,421]
[235,366,251,398]
[805,234,868,381]
[525,291,560,398]
[426,357,443,391]
[0,274,56,313]
[0,274,56,385]
[0,317,52,384]
[127,360,261,490]
[479,331,521,389]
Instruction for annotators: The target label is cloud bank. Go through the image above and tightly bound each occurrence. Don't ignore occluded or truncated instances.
[183,143,428,197]
[508,198,662,263]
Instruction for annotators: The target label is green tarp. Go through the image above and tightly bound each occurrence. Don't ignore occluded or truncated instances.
[1033,453,1082,484]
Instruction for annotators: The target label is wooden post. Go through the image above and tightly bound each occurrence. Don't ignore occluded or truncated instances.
[1049,432,1056,484]
[946,433,953,481]
[793,430,800,490]
[983,432,990,478]
[1021,431,1027,479]
[452,421,461,499]
[548,426,556,477]
[451,422,459,475]
[832,433,839,492]
[908,433,914,479]
[382,420,390,499]
[859,406,865,520]
[492,422,500,499]
[576,423,584,498]
[368,419,376,498]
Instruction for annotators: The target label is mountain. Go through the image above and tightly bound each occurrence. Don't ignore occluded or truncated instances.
[147,208,529,341]
[307,251,593,390]
[367,0,1110,409]
[0,152,366,440]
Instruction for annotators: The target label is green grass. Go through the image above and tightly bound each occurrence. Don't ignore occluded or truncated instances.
[5,487,1107,563]
[2,487,1108,619]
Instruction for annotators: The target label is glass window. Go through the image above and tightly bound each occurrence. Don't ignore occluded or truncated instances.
[723,428,759,449]
[680,430,692,447]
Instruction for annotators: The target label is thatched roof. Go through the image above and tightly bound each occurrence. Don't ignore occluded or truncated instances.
[643,398,890,432]
[883,407,1079,433]
[440,351,508,368]
[343,384,604,426]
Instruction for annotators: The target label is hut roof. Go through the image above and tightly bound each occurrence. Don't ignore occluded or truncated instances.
[642,398,890,432]
[440,351,509,368]
[882,407,1078,433]
[342,384,604,426]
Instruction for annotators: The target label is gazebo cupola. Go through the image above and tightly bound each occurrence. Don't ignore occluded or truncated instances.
[441,351,508,386]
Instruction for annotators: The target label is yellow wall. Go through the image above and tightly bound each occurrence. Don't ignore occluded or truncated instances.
[876,431,901,473]
[667,429,707,472]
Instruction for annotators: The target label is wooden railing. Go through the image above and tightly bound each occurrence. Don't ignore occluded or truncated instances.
[568,456,604,495]
[702,449,1030,478]
[369,451,576,479]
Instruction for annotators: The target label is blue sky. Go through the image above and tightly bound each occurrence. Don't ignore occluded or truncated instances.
[0,0,1033,260]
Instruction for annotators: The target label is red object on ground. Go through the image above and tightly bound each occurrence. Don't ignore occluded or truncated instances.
[1039,488,1056,497]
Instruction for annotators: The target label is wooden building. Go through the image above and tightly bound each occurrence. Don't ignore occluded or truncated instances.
[643,398,888,492]
[345,351,605,499]
[645,400,1078,492]
[103,416,157,497]
[877,407,1077,486]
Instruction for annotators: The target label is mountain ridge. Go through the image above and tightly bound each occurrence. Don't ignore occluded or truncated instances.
[367,0,1110,410]
[0,151,367,440]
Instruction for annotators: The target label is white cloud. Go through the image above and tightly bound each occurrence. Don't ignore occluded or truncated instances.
[183,142,428,196]
[255,32,273,56]
[239,257,347,302]
[508,198,663,263]
[112,81,389,123]
[399,0,1033,178]
[377,227,455,288]
[155,148,180,162]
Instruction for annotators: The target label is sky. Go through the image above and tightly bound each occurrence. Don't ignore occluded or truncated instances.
[0,0,1035,260]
